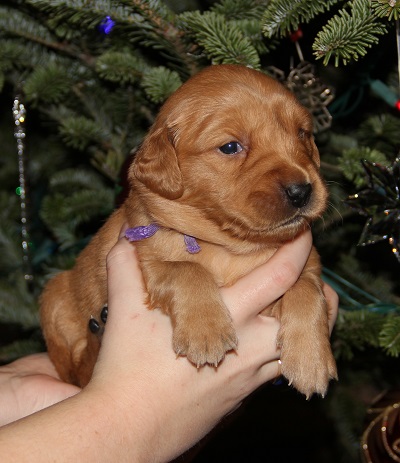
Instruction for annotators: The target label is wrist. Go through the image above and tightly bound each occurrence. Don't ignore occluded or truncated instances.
[80,384,153,463]
[86,374,210,463]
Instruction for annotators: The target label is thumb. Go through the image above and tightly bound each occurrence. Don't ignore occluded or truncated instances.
[106,231,147,320]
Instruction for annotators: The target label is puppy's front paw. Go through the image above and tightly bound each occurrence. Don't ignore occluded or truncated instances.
[173,309,238,367]
[280,335,337,398]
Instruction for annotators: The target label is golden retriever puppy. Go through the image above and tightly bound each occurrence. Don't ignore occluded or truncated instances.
[40,64,337,397]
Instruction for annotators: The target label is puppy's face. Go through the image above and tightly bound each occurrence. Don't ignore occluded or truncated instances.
[132,65,327,249]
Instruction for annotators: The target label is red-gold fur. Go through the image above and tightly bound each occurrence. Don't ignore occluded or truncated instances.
[40,65,337,396]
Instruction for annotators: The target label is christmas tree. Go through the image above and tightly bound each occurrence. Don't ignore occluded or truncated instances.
[1,0,400,461]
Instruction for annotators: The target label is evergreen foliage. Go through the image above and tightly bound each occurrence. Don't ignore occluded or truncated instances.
[1,0,400,458]
[141,66,182,103]
[179,10,261,67]
[262,0,340,38]
[312,0,388,66]
[338,146,388,189]
[372,0,400,21]
[380,312,400,356]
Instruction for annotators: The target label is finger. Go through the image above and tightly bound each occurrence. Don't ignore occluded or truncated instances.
[233,315,281,365]
[106,235,148,318]
[222,230,312,319]
[243,360,283,395]
[323,282,339,333]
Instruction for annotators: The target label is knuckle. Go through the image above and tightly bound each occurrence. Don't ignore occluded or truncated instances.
[271,260,300,289]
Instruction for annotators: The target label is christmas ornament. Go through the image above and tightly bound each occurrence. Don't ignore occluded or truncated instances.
[98,16,115,35]
[267,61,334,133]
[347,158,400,262]
[266,29,335,133]
[286,61,335,132]
[362,389,400,462]
[13,96,33,283]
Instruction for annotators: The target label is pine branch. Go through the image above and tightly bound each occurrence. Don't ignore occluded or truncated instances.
[334,309,384,360]
[372,0,400,21]
[125,0,175,26]
[16,1,193,75]
[178,10,260,68]
[121,0,200,76]
[0,40,29,74]
[95,50,146,85]
[339,147,388,189]
[0,339,44,364]
[379,313,400,356]
[26,0,134,39]
[357,114,400,157]
[40,83,144,181]
[262,0,341,38]
[91,148,127,183]
[40,173,115,250]
[231,18,275,55]
[312,0,387,66]
[0,5,92,67]
[141,66,182,103]
[48,169,109,193]
[0,224,22,273]
[23,61,74,103]
[210,0,277,55]
[211,0,269,20]
[0,6,56,44]
[0,273,39,329]
[59,116,108,151]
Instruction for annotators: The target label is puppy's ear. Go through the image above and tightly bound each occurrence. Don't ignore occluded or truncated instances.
[130,127,184,200]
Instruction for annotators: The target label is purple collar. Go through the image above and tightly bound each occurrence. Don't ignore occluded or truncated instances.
[125,224,201,254]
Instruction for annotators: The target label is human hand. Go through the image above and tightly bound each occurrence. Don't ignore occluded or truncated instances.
[85,228,338,462]
[0,353,80,426]
[0,229,337,463]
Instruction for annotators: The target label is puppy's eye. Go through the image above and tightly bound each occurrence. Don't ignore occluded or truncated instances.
[219,142,243,155]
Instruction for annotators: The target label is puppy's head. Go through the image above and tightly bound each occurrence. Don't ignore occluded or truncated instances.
[131,64,327,249]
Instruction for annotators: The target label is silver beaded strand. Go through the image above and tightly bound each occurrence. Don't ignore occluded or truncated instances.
[13,96,33,283]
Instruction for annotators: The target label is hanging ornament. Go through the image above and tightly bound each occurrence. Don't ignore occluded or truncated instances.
[266,29,335,133]
[361,389,400,463]
[285,61,335,132]
[347,158,400,262]
[98,16,115,35]
[13,96,33,283]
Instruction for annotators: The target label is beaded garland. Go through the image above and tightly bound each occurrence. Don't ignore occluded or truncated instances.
[13,96,33,284]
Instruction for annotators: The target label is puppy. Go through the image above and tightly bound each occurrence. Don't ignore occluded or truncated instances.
[40,64,337,397]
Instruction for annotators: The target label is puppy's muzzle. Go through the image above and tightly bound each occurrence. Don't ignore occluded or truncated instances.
[284,183,312,208]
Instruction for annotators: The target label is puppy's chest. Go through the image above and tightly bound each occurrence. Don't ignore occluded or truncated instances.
[136,232,277,287]
[197,246,277,286]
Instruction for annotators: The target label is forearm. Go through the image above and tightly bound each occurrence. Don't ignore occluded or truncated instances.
[0,388,150,463]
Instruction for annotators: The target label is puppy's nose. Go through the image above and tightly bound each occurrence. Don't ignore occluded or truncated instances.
[285,183,312,208]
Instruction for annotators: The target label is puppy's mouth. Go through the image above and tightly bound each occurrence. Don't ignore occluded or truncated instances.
[273,213,308,230]
[218,212,309,245]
